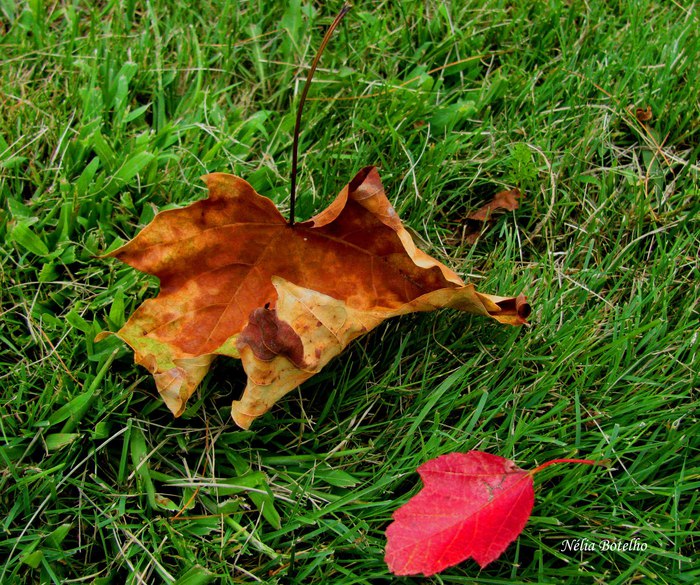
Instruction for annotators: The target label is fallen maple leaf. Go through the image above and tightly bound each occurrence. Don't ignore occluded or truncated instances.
[108,168,529,428]
[385,451,601,576]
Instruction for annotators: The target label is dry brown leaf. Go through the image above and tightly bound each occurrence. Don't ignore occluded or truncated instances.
[635,106,653,123]
[459,187,522,245]
[110,167,530,428]
[467,188,522,221]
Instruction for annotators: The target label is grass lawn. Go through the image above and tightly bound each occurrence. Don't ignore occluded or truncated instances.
[1,1,698,583]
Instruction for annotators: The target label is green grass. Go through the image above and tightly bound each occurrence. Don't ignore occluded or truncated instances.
[1,0,698,583]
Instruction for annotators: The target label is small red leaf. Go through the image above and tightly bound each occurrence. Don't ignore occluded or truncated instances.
[385,451,534,576]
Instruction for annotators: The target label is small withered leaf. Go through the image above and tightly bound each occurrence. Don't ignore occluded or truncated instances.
[635,106,653,123]
[467,188,522,221]
[460,187,522,245]
[237,307,306,368]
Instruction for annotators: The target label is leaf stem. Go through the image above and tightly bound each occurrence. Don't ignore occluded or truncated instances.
[288,2,352,226]
[530,458,607,476]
